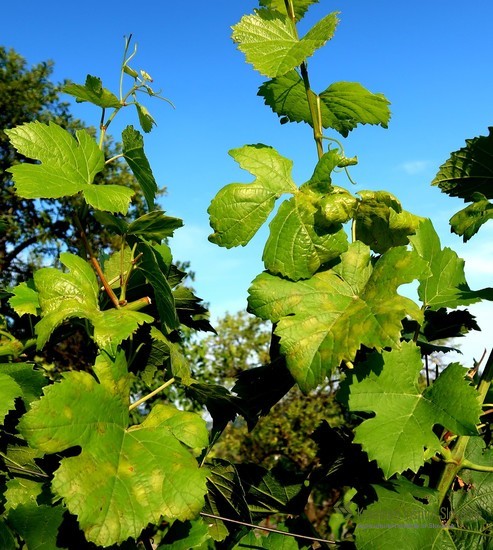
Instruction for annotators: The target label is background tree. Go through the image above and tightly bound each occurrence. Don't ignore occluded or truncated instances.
[0,46,164,290]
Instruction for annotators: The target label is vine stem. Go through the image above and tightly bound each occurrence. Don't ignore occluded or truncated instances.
[128,378,175,411]
[436,348,493,505]
[74,216,121,309]
[284,0,324,160]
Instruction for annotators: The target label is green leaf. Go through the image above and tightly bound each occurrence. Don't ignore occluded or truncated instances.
[448,192,493,242]
[158,518,211,549]
[344,342,481,477]
[233,527,298,549]
[135,103,156,133]
[432,127,493,202]
[0,372,22,422]
[316,187,357,226]
[6,122,133,214]
[208,145,297,247]
[150,327,191,384]
[318,81,391,137]
[0,520,17,550]
[122,125,159,210]
[8,281,39,316]
[354,480,451,549]
[0,363,47,408]
[8,503,65,550]
[355,190,423,254]
[448,437,493,547]
[263,194,348,280]
[19,371,209,547]
[258,0,319,20]
[63,75,120,108]
[34,252,153,348]
[409,218,493,309]
[258,73,391,136]
[137,243,179,331]
[232,10,338,78]
[127,210,183,242]
[248,242,427,391]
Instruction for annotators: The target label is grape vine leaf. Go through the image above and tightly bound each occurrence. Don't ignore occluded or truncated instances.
[19,370,209,547]
[248,242,427,391]
[122,125,159,209]
[64,75,120,108]
[432,128,493,240]
[127,210,183,242]
[136,242,179,331]
[354,480,453,549]
[8,281,39,317]
[448,436,493,547]
[208,145,297,247]
[135,103,156,133]
[0,372,22,422]
[0,363,46,409]
[263,194,348,280]
[259,0,319,21]
[33,252,154,349]
[355,190,423,254]
[232,10,339,78]
[158,518,211,549]
[233,527,299,549]
[8,503,66,550]
[341,342,481,478]
[6,122,133,214]
[259,72,391,137]
[409,218,493,309]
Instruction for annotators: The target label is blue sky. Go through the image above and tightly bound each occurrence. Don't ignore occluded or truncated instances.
[3,1,493,366]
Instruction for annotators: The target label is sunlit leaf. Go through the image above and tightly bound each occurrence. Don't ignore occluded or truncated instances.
[64,75,120,108]
[343,343,481,477]
[19,371,209,547]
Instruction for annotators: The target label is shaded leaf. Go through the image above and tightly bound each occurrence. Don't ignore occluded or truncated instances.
[8,503,65,550]
[122,125,159,210]
[158,518,211,549]
[449,193,493,242]
[127,210,183,242]
[0,363,47,408]
[343,343,481,477]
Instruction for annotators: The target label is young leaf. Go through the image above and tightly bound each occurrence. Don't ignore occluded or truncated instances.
[122,125,159,210]
[8,281,39,316]
[343,342,481,477]
[208,145,297,247]
[409,218,493,309]
[248,242,427,391]
[448,192,493,242]
[5,122,133,214]
[232,10,338,78]
[33,252,154,348]
[63,75,120,108]
[263,194,348,280]
[135,103,156,133]
[19,371,209,547]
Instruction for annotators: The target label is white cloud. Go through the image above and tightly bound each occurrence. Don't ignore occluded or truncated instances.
[399,160,432,175]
